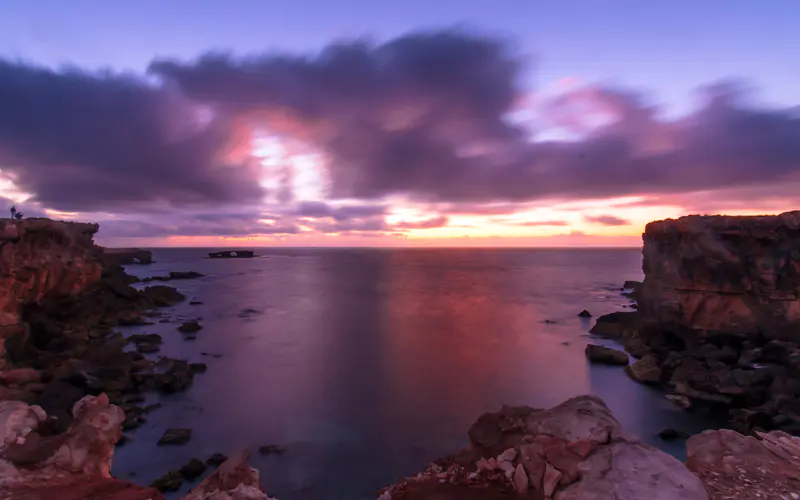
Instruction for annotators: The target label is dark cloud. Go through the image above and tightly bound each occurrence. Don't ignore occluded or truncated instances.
[2,30,798,222]
[151,41,800,204]
[294,201,386,220]
[584,215,630,226]
[0,60,265,212]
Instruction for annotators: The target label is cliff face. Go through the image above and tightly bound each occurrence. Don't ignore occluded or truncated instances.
[0,219,103,329]
[640,210,800,340]
[0,219,104,370]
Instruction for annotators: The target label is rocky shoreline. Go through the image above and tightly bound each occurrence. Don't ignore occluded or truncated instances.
[2,214,800,499]
[590,211,800,437]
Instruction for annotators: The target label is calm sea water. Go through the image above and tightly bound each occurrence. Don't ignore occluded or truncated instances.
[111,248,716,500]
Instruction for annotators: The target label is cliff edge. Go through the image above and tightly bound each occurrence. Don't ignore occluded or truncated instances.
[640,210,800,339]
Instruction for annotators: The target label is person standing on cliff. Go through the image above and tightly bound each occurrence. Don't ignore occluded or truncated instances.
[9,205,16,219]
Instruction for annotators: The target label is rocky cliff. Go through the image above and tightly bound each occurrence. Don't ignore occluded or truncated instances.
[0,219,103,368]
[592,210,800,435]
[639,210,800,340]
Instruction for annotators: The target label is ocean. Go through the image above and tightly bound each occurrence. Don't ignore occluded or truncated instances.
[110,248,717,500]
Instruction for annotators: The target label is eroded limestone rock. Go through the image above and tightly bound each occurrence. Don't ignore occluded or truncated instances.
[377,395,708,500]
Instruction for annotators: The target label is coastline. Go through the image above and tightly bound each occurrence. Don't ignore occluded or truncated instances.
[2,213,800,498]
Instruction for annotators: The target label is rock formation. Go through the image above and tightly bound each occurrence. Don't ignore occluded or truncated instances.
[593,211,800,435]
[0,395,273,500]
[377,395,708,499]
[0,219,104,366]
[639,210,800,339]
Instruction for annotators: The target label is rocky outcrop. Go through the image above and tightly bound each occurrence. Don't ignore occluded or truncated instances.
[686,429,800,499]
[100,248,153,266]
[592,212,800,435]
[0,395,272,500]
[377,395,708,499]
[0,219,103,362]
[639,210,800,339]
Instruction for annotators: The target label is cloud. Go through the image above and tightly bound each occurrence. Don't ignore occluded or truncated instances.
[294,201,386,220]
[1,29,798,228]
[0,60,265,212]
[584,214,630,226]
[515,220,570,227]
[393,215,448,229]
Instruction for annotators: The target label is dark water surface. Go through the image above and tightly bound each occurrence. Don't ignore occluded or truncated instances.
[111,248,716,499]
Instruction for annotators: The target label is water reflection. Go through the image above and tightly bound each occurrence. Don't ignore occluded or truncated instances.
[112,248,715,499]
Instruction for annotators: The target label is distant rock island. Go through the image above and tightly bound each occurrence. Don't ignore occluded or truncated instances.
[208,250,255,259]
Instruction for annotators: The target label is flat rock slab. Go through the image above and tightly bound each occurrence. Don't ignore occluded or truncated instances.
[687,429,800,499]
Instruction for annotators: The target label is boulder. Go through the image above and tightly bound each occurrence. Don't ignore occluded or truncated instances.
[585,344,629,365]
[625,355,662,384]
[577,310,592,318]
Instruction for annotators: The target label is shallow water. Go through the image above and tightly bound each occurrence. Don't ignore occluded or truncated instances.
[111,248,718,499]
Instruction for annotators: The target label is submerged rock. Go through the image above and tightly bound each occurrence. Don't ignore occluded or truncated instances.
[151,470,184,492]
[158,428,192,445]
[180,458,208,480]
[585,344,629,365]
[577,310,592,318]
[178,321,203,333]
[258,444,287,455]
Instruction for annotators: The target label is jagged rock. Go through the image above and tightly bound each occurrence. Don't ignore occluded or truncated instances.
[0,394,125,488]
[577,310,592,318]
[542,462,562,497]
[585,344,628,365]
[687,429,800,499]
[512,463,528,493]
[158,428,192,445]
[625,355,662,384]
[182,450,271,500]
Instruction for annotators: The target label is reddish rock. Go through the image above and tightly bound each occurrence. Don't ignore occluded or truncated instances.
[640,211,800,339]
[686,429,800,499]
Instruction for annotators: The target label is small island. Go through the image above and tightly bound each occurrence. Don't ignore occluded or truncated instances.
[208,250,255,259]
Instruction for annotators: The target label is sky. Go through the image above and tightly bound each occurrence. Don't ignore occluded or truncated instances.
[0,0,798,247]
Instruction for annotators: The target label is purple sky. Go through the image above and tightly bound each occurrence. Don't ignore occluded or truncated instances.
[0,0,798,246]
